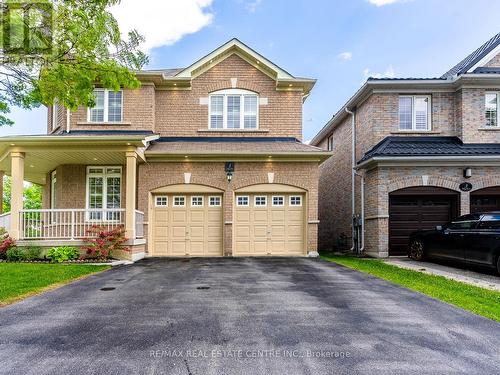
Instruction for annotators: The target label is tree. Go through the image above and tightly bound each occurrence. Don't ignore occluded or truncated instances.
[2,176,42,212]
[0,0,148,126]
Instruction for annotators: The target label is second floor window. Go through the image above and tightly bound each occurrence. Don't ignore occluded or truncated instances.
[327,135,334,151]
[398,95,431,131]
[88,89,123,123]
[209,89,258,130]
[485,92,498,127]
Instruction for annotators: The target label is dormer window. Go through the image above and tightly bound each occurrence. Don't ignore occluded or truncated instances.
[485,92,498,127]
[88,89,123,123]
[209,89,258,130]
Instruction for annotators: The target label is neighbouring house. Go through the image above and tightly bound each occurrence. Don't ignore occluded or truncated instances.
[311,32,500,258]
[0,39,330,260]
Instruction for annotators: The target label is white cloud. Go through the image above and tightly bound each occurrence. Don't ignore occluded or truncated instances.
[363,65,396,80]
[338,51,352,61]
[367,0,410,6]
[245,0,263,13]
[110,0,214,52]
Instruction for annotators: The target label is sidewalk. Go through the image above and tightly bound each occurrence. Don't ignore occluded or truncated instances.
[384,257,500,292]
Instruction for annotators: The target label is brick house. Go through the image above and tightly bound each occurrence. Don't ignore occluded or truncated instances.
[0,39,330,260]
[311,32,500,258]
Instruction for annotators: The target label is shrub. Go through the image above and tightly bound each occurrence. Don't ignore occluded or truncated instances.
[46,246,80,263]
[0,227,7,238]
[21,245,42,261]
[6,247,24,261]
[82,225,128,259]
[0,236,16,259]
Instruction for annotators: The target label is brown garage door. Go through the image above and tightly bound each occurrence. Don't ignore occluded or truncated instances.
[471,187,500,213]
[389,187,459,256]
[151,194,223,257]
[234,193,305,256]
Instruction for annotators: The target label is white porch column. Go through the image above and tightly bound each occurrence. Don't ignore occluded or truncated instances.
[10,152,25,239]
[125,151,137,240]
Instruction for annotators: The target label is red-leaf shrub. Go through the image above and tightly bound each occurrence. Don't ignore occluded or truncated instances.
[0,236,16,259]
[82,225,128,259]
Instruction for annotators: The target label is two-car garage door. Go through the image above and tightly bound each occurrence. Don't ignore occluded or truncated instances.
[150,190,306,257]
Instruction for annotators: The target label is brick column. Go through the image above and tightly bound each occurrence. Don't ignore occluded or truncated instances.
[460,191,470,215]
[10,152,25,239]
[125,151,137,240]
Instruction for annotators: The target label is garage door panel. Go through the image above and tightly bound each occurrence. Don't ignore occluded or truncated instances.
[235,225,250,238]
[271,225,285,236]
[171,241,187,255]
[172,210,187,221]
[254,211,268,221]
[190,211,204,222]
[235,210,250,222]
[235,241,250,253]
[254,225,267,237]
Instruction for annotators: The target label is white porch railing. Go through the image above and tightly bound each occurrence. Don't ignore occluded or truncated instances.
[0,212,11,231]
[135,210,144,239]
[19,209,125,240]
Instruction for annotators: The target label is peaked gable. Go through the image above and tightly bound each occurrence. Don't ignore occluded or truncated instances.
[442,32,500,78]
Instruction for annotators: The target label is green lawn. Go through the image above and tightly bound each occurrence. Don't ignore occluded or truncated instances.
[321,255,500,322]
[0,263,110,306]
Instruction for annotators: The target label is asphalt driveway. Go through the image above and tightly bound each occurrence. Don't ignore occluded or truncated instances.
[0,258,499,375]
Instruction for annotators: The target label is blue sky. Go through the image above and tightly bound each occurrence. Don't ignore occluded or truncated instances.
[2,0,500,141]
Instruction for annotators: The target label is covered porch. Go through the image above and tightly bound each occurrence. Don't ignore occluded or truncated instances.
[0,132,157,259]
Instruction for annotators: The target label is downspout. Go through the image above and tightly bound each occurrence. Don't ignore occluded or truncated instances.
[354,170,365,253]
[345,107,356,252]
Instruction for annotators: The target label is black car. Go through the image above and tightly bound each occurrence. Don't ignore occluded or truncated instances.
[408,212,500,274]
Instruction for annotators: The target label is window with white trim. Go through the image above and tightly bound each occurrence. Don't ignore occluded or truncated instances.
[173,196,185,207]
[254,196,267,206]
[398,95,431,131]
[236,196,249,206]
[88,89,123,123]
[209,89,258,130]
[485,92,499,127]
[209,196,221,206]
[191,196,203,206]
[327,135,334,151]
[155,196,168,207]
[289,196,302,206]
[272,196,284,206]
[86,167,122,221]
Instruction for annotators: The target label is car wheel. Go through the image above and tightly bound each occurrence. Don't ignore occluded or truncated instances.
[496,256,500,275]
[409,239,425,261]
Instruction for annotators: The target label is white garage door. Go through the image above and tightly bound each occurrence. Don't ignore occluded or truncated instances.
[152,194,223,257]
[234,193,305,256]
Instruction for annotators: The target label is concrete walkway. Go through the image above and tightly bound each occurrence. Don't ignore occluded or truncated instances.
[385,257,500,291]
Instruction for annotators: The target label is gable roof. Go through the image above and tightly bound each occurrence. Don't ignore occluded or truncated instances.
[442,32,500,78]
[174,38,295,80]
[135,38,316,99]
[358,136,500,165]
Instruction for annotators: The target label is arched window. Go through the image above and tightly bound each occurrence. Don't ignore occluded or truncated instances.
[209,89,258,130]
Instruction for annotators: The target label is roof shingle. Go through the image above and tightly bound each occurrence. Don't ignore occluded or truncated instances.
[359,136,500,164]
